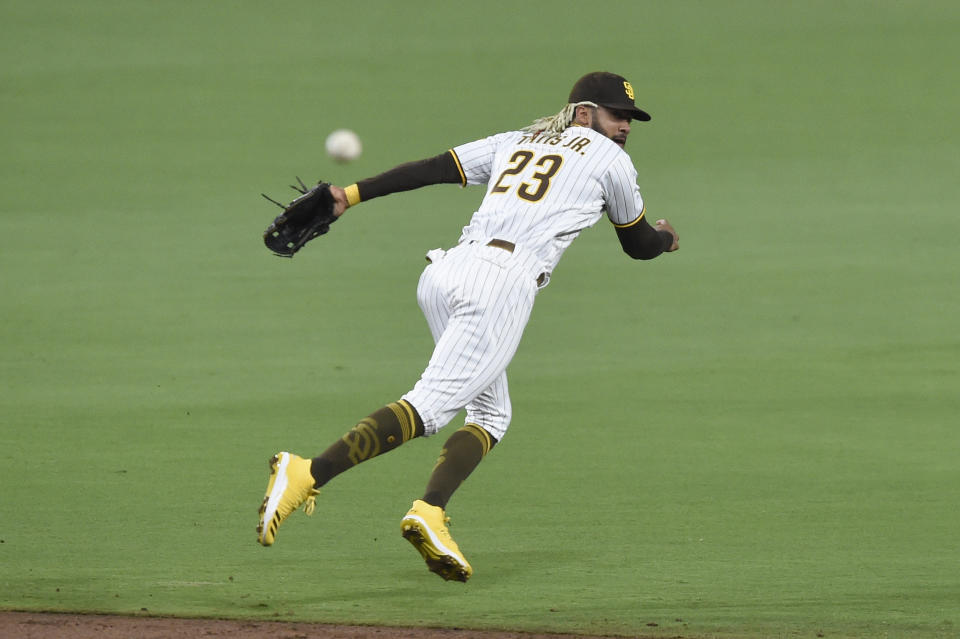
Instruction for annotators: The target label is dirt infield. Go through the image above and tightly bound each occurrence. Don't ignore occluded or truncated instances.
[1,612,662,639]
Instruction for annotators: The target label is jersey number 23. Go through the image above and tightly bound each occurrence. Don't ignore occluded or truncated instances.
[491,150,563,203]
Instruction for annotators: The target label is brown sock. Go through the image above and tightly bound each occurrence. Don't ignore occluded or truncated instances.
[422,423,496,509]
[310,400,424,487]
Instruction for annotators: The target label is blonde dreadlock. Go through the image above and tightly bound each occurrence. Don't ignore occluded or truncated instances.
[523,101,598,134]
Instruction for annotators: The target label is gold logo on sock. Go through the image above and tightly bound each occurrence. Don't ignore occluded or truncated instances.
[432,448,448,473]
[343,418,382,465]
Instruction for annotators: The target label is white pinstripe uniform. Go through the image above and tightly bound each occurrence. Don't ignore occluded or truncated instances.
[402,125,645,441]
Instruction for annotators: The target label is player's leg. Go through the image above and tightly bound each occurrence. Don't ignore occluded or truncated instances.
[421,374,509,509]
[257,400,424,547]
[258,258,449,547]
[402,248,535,437]
[399,379,505,581]
[421,423,497,508]
[310,400,424,487]
[401,247,534,581]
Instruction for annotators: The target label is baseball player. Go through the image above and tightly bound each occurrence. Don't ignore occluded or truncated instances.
[257,71,679,582]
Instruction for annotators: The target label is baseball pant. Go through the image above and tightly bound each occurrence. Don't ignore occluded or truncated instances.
[403,240,539,441]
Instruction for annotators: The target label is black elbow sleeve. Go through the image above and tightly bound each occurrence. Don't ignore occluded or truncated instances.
[616,224,672,260]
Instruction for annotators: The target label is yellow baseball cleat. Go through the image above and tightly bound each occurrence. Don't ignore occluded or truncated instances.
[257,452,319,546]
[400,500,473,582]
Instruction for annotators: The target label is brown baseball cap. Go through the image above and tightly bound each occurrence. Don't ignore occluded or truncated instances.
[568,71,651,121]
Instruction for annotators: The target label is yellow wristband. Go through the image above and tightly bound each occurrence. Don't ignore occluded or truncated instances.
[344,184,361,207]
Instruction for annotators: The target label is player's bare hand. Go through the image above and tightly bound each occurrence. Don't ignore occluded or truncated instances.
[656,218,679,251]
[329,185,349,217]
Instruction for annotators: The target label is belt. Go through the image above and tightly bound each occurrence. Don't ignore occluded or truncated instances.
[486,238,515,253]
[486,239,545,287]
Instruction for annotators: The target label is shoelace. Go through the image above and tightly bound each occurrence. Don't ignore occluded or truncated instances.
[302,490,319,516]
[439,516,453,539]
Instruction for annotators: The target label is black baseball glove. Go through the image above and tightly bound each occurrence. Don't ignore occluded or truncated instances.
[262,178,338,257]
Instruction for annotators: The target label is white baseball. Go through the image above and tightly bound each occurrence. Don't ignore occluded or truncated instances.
[325,129,362,162]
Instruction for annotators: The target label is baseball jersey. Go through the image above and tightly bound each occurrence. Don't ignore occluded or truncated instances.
[450,126,645,279]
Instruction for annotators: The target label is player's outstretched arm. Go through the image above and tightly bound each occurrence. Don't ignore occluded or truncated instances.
[332,151,465,216]
[615,215,679,259]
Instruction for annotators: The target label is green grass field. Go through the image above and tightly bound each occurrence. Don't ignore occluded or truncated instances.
[2,1,958,637]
